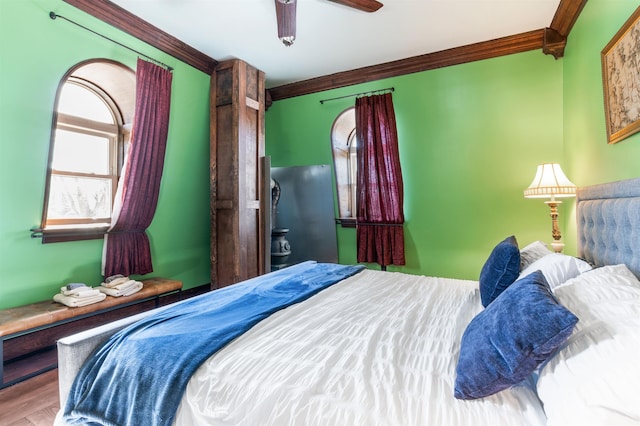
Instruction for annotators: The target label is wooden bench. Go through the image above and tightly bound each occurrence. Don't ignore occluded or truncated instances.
[0,278,182,389]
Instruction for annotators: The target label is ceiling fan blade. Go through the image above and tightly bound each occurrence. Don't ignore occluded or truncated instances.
[328,0,383,13]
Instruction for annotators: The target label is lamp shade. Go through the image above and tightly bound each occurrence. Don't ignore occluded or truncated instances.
[524,163,576,198]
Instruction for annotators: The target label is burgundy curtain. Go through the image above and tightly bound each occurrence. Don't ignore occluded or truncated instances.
[356,93,405,267]
[102,59,172,277]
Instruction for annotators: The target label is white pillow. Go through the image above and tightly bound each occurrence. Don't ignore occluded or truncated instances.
[536,265,640,426]
[558,264,640,290]
[518,253,592,289]
[519,240,552,271]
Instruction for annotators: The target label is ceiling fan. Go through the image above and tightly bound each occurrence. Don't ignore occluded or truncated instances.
[275,0,384,46]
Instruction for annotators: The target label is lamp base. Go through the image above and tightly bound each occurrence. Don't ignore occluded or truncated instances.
[550,241,564,253]
[544,199,565,253]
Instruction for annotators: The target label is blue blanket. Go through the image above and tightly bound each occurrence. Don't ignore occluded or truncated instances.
[63,261,364,426]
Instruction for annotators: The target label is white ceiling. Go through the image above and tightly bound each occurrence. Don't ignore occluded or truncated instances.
[110,0,561,88]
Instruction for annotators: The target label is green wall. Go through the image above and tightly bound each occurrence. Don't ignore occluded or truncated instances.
[1,0,638,309]
[562,0,640,247]
[266,51,565,280]
[0,0,211,309]
[266,0,640,281]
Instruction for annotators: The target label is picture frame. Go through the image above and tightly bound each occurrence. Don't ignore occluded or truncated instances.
[601,7,640,144]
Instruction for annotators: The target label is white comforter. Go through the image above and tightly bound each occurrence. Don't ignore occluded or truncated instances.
[174,270,546,425]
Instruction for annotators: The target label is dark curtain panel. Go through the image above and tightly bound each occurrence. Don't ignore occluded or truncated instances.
[355,92,405,267]
[102,59,172,277]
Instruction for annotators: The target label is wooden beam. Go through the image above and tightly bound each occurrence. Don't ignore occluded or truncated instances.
[541,0,588,59]
[543,27,567,60]
[269,30,545,101]
[549,0,589,36]
[269,0,588,100]
[63,0,217,74]
[63,0,586,99]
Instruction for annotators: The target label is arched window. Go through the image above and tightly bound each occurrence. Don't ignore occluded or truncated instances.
[331,107,357,226]
[38,60,135,243]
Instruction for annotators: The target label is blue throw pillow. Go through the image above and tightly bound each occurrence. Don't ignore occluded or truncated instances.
[479,236,520,307]
[454,270,578,400]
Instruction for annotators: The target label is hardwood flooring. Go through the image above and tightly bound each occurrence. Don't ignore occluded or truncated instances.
[0,287,211,425]
[0,369,59,425]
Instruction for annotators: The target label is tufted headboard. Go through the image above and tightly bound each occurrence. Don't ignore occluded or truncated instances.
[576,177,640,278]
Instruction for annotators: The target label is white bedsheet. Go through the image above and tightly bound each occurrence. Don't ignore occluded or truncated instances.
[174,270,546,426]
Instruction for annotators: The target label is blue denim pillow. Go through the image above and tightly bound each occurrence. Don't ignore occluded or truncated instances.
[479,236,520,307]
[454,270,578,400]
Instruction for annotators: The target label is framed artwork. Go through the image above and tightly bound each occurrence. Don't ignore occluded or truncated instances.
[601,6,640,144]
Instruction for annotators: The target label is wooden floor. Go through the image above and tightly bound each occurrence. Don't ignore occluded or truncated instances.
[0,369,59,425]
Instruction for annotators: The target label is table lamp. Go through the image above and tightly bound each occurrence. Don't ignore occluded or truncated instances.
[524,163,576,253]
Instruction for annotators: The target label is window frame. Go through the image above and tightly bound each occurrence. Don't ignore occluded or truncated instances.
[37,61,132,243]
[330,107,358,228]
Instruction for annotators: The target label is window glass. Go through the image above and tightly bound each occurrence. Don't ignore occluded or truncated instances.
[45,79,119,227]
[57,82,115,123]
[47,175,112,220]
[52,129,111,175]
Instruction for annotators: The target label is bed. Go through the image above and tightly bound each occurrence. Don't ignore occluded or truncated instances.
[55,177,640,426]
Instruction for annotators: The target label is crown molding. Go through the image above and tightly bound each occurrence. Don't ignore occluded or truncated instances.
[269,30,546,101]
[269,0,587,100]
[541,0,588,59]
[63,0,586,99]
[63,0,217,74]
[550,0,588,36]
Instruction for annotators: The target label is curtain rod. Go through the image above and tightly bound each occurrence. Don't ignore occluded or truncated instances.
[49,12,173,71]
[319,87,394,104]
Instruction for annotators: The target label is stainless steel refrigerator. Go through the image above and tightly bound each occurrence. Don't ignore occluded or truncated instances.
[270,164,338,269]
